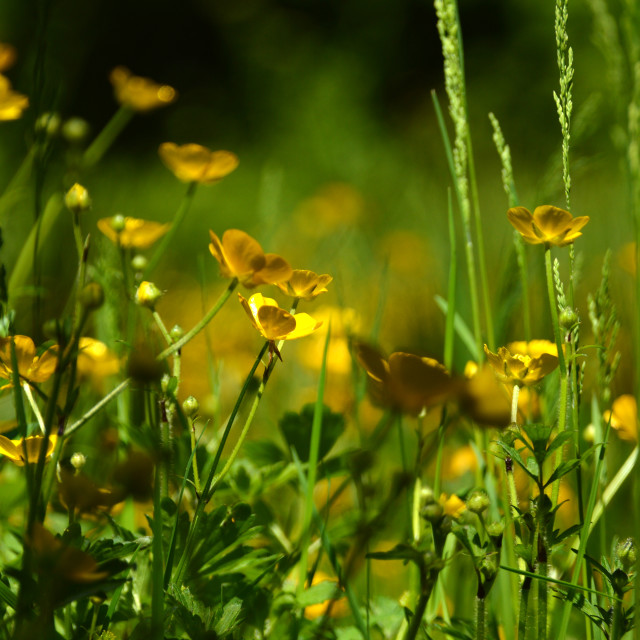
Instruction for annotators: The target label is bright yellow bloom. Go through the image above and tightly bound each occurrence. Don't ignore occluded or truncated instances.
[109,66,176,112]
[303,570,347,620]
[440,493,466,518]
[0,434,57,465]
[158,142,238,184]
[484,340,558,386]
[0,43,17,72]
[355,342,455,416]
[239,293,322,343]
[507,205,589,247]
[604,395,637,442]
[460,363,511,426]
[97,216,170,249]
[276,269,332,300]
[0,335,57,389]
[209,229,292,287]
[0,74,28,120]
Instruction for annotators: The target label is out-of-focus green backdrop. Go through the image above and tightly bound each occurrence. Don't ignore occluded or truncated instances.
[0,0,633,378]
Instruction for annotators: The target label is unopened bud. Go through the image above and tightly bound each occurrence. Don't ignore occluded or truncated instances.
[616,538,637,571]
[65,183,91,214]
[35,112,61,137]
[62,117,90,144]
[421,502,444,523]
[183,396,199,418]
[559,307,578,331]
[467,490,490,514]
[170,324,184,342]
[70,452,87,471]
[131,255,148,272]
[583,423,596,444]
[135,281,163,309]
[110,214,126,232]
[161,374,171,394]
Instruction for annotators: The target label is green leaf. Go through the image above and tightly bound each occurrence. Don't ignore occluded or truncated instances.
[367,543,423,565]
[544,459,582,488]
[278,403,345,462]
[214,597,243,636]
[298,580,342,607]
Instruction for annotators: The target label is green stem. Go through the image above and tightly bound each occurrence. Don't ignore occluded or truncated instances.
[64,378,130,438]
[298,322,332,599]
[151,428,165,640]
[536,531,548,640]
[189,417,202,495]
[511,384,520,426]
[518,576,532,640]
[157,278,238,360]
[152,310,172,346]
[444,189,457,370]
[82,106,134,168]
[475,596,486,640]
[144,182,198,279]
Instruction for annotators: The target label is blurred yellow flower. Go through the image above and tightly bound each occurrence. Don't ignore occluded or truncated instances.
[276,269,332,300]
[239,293,322,345]
[0,434,57,465]
[75,338,120,382]
[29,523,109,583]
[0,43,17,72]
[604,395,637,442]
[460,363,511,427]
[0,335,57,389]
[355,342,456,416]
[209,229,292,287]
[158,142,238,184]
[484,340,558,386]
[440,493,466,518]
[507,205,589,247]
[0,74,28,120]
[109,66,176,112]
[97,216,170,249]
[303,570,347,620]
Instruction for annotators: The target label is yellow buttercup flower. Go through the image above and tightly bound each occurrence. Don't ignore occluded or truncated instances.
[239,293,322,345]
[276,269,332,300]
[484,340,558,386]
[109,66,176,112]
[440,493,466,519]
[355,342,455,416]
[0,43,17,72]
[97,216,170,250]
[0,335,57,389]
[75,338,120,382]
[158,142,239,184]
[0,434,57,465]
[604,395,637,442]
[507,205,589,247]
[209,229,292,288]
[0,74,28,121]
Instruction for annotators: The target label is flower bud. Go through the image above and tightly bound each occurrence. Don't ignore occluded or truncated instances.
[35,112,61,137]
[480,554,499,582]
[79,282,104,311]
[135,281,163,309]
[616,537,637,571]
[183,396,199,418]
[421,485,435,505]
[131,255,148,272]
[65,183,91,214]
[110,214,126,232]
[467,490,490,514]
[559,307,578,331]
[583,423,596,444]
[70,452,87,471]
[161,374,171,394]
[170,324,184,342]
[421,502,444,523]
[62,117,90,144]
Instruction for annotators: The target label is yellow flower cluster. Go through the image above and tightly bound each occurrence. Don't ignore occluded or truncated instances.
[0,42,28,121]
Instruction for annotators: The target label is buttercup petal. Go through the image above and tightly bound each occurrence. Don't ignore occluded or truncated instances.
[532,205,573,237]
[257,306,297,340]
[250,253,293,287]
[507,207,539,242]
[222,230,266,282]
[286,313,323,340]
[354,342,389,383]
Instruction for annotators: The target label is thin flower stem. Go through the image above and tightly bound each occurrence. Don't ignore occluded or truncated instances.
[444,189,457,370]
[64,378,131,438]
[144,181,198,278]
[152,310,172,346]
[173,340,269,584]
[82,106,134,168]
[475,596,486,640]
[22,382,45,433]
[297,322,331,601]
[511,384,520,426]
[188,417,202,495]
[157,278,238,360]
